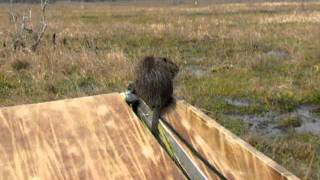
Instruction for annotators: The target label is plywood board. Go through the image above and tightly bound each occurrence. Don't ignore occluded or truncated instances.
[0,93,184,180]
[163,101,300,180]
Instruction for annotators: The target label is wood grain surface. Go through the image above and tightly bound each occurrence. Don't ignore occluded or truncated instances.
[0,93,184,180]
[163,100,300,180]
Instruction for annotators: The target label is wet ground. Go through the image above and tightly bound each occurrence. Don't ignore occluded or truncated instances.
[224,97,255,107]
[178,64,320,138]
[265,50,290,60]
[222,98,320,137]
[180,65,210,79]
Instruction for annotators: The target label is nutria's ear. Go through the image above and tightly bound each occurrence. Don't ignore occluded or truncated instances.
[163,57,167,62]
[142,56,155,71]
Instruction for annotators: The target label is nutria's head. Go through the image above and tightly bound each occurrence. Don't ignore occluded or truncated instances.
[141,56,179,77]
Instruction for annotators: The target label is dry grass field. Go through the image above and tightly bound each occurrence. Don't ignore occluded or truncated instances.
[0,1,320,179]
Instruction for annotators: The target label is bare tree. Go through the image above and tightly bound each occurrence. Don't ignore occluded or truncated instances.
[31,0,48,51]
[9,0,49,51]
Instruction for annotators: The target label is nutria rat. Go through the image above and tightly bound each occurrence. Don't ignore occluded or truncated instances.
[131,56,179,134]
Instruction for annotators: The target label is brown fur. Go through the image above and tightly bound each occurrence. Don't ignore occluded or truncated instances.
[133,56,179,133]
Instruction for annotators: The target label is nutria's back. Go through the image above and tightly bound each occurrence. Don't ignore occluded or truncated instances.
[134,56,179,109]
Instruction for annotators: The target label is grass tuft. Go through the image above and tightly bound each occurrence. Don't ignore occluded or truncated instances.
[11,60,30,71]
[278,117,301,128]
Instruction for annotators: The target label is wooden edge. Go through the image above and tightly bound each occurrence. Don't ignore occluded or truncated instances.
[188,102,299,179]
[0,93,120,109]
[165,100,300,180]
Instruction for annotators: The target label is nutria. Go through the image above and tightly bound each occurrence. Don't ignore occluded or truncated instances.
[131,56,179,134]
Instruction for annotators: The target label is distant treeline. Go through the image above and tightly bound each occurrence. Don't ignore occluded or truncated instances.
[0,0,119,3]
[0,0,315,3]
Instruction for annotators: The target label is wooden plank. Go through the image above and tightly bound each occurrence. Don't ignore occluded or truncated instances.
[163,100,300,180]
[124,92,223,179]
[0,93,184,180]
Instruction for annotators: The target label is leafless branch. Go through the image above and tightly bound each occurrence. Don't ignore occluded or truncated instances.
[32,0,49,51]
[9,0,17,29]
[8,0,49,51]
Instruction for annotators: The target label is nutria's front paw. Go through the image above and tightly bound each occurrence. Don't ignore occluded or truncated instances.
[127,81,135,93]
[125,90,139,105]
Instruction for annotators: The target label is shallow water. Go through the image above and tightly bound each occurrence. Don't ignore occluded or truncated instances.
[225,112,284,137]
[224,97,254,107]
[189,57,206,63]
[295,105,320,134]
[181,65,210,79]
[222,98,320,137]
[266,50,289,59]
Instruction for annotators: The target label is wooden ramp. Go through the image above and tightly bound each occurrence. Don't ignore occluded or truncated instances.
[0,92,299,180]
[0,93,184,180]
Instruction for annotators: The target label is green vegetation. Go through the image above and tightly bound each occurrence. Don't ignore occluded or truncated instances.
[246,133,320,179]
[278,116,302,128]
[217,115,248,136]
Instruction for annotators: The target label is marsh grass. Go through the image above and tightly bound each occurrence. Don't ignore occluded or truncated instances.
[0,1,320,178]
[278,116,302,128]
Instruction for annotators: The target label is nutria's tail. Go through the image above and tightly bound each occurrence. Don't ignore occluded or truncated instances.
[151,107,161,135]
